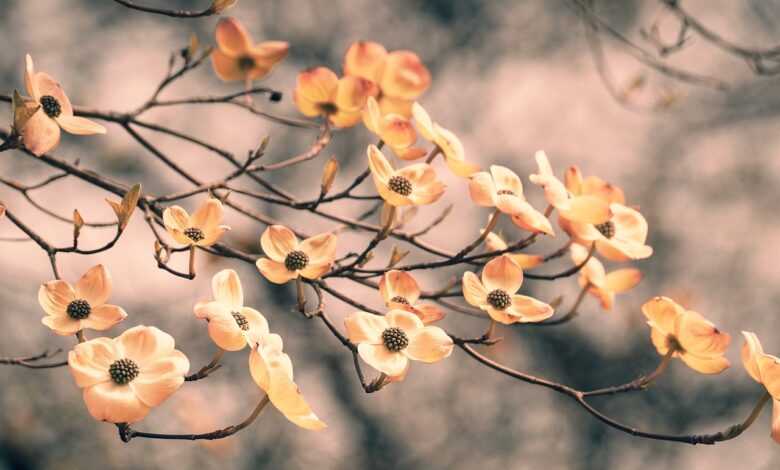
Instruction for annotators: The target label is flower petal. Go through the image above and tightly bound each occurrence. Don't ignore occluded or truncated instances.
[468,172,498,207]
[261,225,299,262]
[481,255,523,294]
[210,48,244,81]
[559,195,611,225]
[404,326,453,363]
[299,262,331,280]
[741,331,765,384]
[33,72,73,117]
[604,269,642,293]
[335,75,376,112]
[411,303,446,324]
[344,311,387,344]
[677,310,730,358]
[57,116,106,135]
[24,54,38,99]
[358,343,409,376]
[81,304,127,331]
[490,165,523,197]
[42,315,82,336]
[300,232,337,266]
[75,264,112,306]
[207,314,247,351]
[679,352,730,375]
[367,144,394,184]
[772,399,780,444]
[641,296,682,337]
[379,270,420,305]
[215,17,251,56]
[38,280,75,317]
[462,271,488,307]
[343,40,387,83]
[21,109,61,156]
[256,258,298,284]
[380,50,430,100]
[211,269,243,310]
[507,295,554,322]
[529,150,569,209]
[132,354,188,407]
[68,338,117,388]
[191,198,224,233]
[82,382,149,423]
[386,309,424,332]
[510,203,555,235]
[117,326,176,367]
[296,67,338,103]
[163,206,190,233]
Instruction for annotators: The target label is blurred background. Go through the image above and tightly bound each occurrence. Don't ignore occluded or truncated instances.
[1,0,780,468]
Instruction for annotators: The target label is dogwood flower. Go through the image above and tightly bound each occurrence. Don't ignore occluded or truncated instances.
[194,269,269,351]
[469,165,553,235]
[345,309,453,379]
[68,326,190,423]
[293,67,376,128]
[570,244,641,310]
[367,144,445,206]
[248,331,326,430]
[741,332,780,443]
[462,255,554,324]
[412,103,480,177]
[163,197,230,247]
[379,270,445,324]
[484,231,543,269]
[564,203,653,261]
[211,18,289,82]
[642,296,730,374]
[22,55,106,156]
[343,41,430,117]
[38,264,127,336]
[256,225,336,284]
[363,97,426,160]
[565,165,626,205]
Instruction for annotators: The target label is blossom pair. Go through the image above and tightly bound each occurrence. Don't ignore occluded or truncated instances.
[211,17,289,82]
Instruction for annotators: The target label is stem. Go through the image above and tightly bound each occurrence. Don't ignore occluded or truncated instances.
[296,277,307,313]
[537,282,590,326]
[454,209,501,259]
[188,245,196,277]
[185,349,225,382]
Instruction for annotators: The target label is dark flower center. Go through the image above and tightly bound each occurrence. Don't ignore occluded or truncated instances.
[184,227,205,243]
[487,289,512,310]
[595,221,615,239]
[496,189,515,196]
[231,311,250,331]
[66,299,91,320]
[109,358,140,385]
[284,250,309,271]
[382,327,409,352]
[237,55,255,71]
[666,335,685,353]
[388,175,413,196]
[40,95,62,118]
[317,102,338,115]
[390,295,410,305]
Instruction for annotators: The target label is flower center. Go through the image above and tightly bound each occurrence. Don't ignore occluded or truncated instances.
[388,175,413,196]
[40,95,62,118]
[284,250,309,271]
[66,299,91,320]
[237,55,255,71]
[666,335,685,353]
[382,327,409,352]
[231,311,250,331]
[496,189,515,196]
[486,289,512,310]
[595,221,615,239]
[184,227,205,243]
[317,102,338,115]
[390,295,410,305]
[108,358,140,385]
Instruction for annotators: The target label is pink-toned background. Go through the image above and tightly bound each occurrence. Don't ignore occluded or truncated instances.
[1,1,779,468]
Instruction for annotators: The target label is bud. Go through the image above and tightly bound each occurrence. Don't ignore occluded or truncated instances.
[72,209,85,242]
[187,33,200,60]
[320,157,339,195]
[12,89,40,134]
[387,246,409,268]
[107,183,142,231]
[210,0,237,13]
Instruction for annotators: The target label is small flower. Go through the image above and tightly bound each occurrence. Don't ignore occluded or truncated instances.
[343,41,430,117]
[412,103,480,177]
[68,325,190,423]
[38,264,127,336]
[570,244,641,310]
[256,225,337,284]
[528,151,611,224]
[293,67,377,128]
[379,270,445,324]
[565,165,626,205]
[345,309,453,379]
[162,197,230,247]
[483,231,543,269]
[367,144,445,207]
[22,55,106,156]
[468,165,553,235]
[642,296,730,374]
[741,332,780,443]
[248,332,326,430]
[211,18,289,82]
[565,203,653,261]
[194,270,270,351]
[462,255,554,324]
[363,97,426,160]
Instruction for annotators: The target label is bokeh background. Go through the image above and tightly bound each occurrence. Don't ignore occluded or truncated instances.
[1,0,780,469]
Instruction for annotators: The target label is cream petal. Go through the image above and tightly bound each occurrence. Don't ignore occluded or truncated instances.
[249,40,289,69]
[24,54,38,99]
[68,338,117,387]
[299,262,331,280]
[296,67,339,103]
[462,271,488,307]
[604,269,642,293]
[293,90,324,117]
[38,280,75,317]
[386,309,424,332]
[741,331,765,384]
[507,295,554,322]
[511,205,555,235]
[571,244,606,287]
[193,299,230,321]
[300,232,337,265]
[363,96,383,134]
[650,326,671,356]
[256,258,298,284]
[679,352,730,375]
[117,325,176,367]
[358,343,409,376]
[57,116,106,135]
[468,172,498,207]
[367,144,394,184]
[191,198,224,233]
[343,40,387,83]
[197,225,229,247]
[210,48,245,81]
[329,108,363,128]
[215,17,251,56]
[495,194,530,216]
[481,255,523,294]
[42,315,82,336]
[33,72,73,116]
[490,165,523,197]
[207,315,247,351]
[242,307,270,338]
[409,180,446,206]
[412,303,446,324]
[81,304,127,331]
[486,307,518,324]
[83,382,149,423]
[380,50,430,100]
[266,361,327,430]
[260,225,299,262]
[404,326,453,363]
[598,239,653,261]
[411,102,436,140]
[211,269,243,310]
[677,310,730,358]
[75,264,112,306]
[641,296,682,336]
[376,179,413,207]
[344,311,387,344]
[21,109,61,156]
[772,399,780,444]
[759,355,780,398]
[559,196,611,225]
[162,206,191,233]
[335,75,375,112]
[132,355,187,407]
[380,270,420,305]
[612,203,649,244]
[445,156,481,178]
[397,163,436,187]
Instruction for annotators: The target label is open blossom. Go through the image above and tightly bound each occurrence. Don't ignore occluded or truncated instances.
[469,165,553,235]
[163,197,230,247]
[363,97,426,160]
[379,270,445,324]
[248,331,326,430]
[22,54,106,156]
[642,296,730,374]
[256,225,336,284]
[194,270,269,351]
[211,18,289,82]
[343,41,430,117]
[570,244,641,310]
[367,144,445,206]
[741,332,780,443]
[412,103,480,177]
[484,231,544,269]
[462,255,554,324]
[565,203,653,261]
[68,326,190,423]
[38,265,127,336]
[293,67,376,128]
[345,309,453,379]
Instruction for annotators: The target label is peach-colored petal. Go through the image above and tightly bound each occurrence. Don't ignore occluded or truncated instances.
[206,313,247,351]
[117,326,175,367]
[598,238,653,261]
[376,179,412,207]
[468,171,498,207]
[510,203,555,235]
[193,299,230,321]
[363,96,383,134]
[75,264,112,306]
[462,271,488,307]
[215,17,251,56]
[343,41,387,83]
[24,54,37,99]
[411,102,436,140]
[42,315,82,336]
[741,331,765,384]
[83,382,149,423]
[345,311,387,344]
[679,352,730,375]
[379,270,420,305]
[210,48,244,81]
[293,89,323,117]
[242,307,270,338]
[404,326,453,363]
[559,195,611,225]
[57,116,106,135]
[191,198,223,233]
[358,343,409,376]
[677,311,730,357]
[367,144,394,184]
[529,150,569,209]
[380,50,430,100]
[772,399,780,444]
[132,355,188,407]
[256,258,298,284]
[507,295,555,322]
[490,165,523,197]
[296,67,338,103]
[650,326,671,355]
[38,280,75,317]
[759,355,780,399]
[565,165,583,194]
[382,114,417,150]
[68,339,116,388]
[299,262,331,280]
[409,179,446,206]
[265,363,327,430]
[612,203,649,242]
[81,304,127,331]
[335,75,375,111]
[300,232,337,265]
[249,41,290,69]
[509,254,544,270]
[641,296,682,336]
[495,194,530,216]
[481,255,523,294]
[329,108,363,128]
[33,72,73,117]
[261,225,299,262]
[412,303,446,324]
[379,95,414,118]
[198,225,229,247]
[162,206,190,233]
[604,269,642,293]
[386,309,424,333]
[21,109,61,156]
[212,269,243,310]
[571,243,605,288]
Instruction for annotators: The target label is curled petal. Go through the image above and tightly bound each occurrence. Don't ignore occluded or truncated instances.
[481,255,523,294]
[83,382,149,423]
[249,41,289,70]
[597,238,653,262]
[163,206,191,233]
[191,198,224,233]
[256,258,298,284]
[335,75,376,111]
[462,272,488,307]
[409,180,446,206]
[207,314,247,351]
[412,102,436,140]
[299,262,331,280]
[33,72,73,117]
[367,144,394,184]
[261,225,299,262]
[132,352,188,407]
[412,303,446,324]
[42,315,81,336]
[382,114,418,149]
[404,326,453,363]
[25,54,38,99]
[75,264,112,307]
[510,202,554,235]
[345,311,387,344]
[559,196,611,225]
[38,280,75,317]
[604,269,642,293]
[358,343,409,376]
[212,269,243,310]
[677,310,730,358]
[679,352,730,375]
